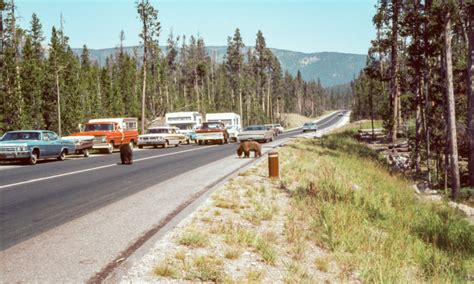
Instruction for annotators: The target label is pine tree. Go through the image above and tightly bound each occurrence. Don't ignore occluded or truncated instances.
[226,28,245,120]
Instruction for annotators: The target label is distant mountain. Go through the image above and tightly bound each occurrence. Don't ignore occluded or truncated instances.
[72,46,366,87]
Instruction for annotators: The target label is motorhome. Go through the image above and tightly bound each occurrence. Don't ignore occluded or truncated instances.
[205,113,242,142]
[165,112,203,143]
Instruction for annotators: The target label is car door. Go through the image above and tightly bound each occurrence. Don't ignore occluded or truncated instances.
[40,132,53,157]
[168,129,179,145]
[48,132,62,156]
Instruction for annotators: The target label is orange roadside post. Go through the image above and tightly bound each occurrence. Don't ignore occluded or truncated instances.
[268,151,279,179]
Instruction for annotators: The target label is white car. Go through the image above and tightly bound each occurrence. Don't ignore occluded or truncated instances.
[138,126,188,148]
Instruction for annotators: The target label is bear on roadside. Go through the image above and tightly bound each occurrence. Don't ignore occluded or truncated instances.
[236,141,261,158]
[120,143,133,165]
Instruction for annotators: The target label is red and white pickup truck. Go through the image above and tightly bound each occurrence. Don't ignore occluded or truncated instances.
[69,118,139,154]
[195,122,230,145]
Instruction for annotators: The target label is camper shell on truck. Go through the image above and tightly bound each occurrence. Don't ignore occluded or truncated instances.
[165,112,203,143]
[70,118,138,154]
[205,113,241,142]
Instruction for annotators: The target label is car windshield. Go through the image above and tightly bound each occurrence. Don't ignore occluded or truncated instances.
[171,123,194,130]
[147,128,169,134]
[304,123,311,126]
[201,123,221,129]
[2,132,40,141]
[84,123,114,132]
[244,125,265,131]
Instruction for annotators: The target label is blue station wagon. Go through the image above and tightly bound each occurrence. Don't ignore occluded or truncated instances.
[0,130,75,165]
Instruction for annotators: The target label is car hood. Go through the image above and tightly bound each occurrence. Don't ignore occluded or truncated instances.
[70,131,112,137]
[0,141,29,147]
[62,135,95,142]
[195,129,225,133]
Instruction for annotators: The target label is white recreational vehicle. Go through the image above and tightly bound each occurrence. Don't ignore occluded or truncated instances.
[165,112,203,142]
[205,113,242,142]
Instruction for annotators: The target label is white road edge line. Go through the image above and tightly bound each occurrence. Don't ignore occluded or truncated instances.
[0,145,218,190]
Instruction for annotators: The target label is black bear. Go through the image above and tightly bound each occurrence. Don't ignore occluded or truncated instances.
[120,143,133,165]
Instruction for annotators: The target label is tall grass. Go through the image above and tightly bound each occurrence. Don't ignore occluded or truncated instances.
[280,133,474,282]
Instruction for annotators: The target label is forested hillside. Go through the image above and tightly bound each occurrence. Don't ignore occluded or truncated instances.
[71,46,366,87]
[350,0,474,199]
[0,0,352,136]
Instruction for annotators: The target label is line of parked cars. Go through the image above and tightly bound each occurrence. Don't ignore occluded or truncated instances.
[0,113,288,165]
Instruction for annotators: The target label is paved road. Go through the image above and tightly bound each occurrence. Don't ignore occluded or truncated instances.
[0,111,347,251]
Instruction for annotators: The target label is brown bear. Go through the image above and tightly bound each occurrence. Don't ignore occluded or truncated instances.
[237,141,261,158]
[120,143,133,165]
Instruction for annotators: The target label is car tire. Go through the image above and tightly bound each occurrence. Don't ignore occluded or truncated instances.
[198,140,202,145]
[106,142,114,154]
[175,142,180,147]
[57,149,67,161]
[186,139,190,145]
[164,141,169,148]
[83,149,90,157]
[28,151,38,165]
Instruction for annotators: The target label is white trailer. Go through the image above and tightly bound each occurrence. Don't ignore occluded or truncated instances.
[205,113,242,142]
[165,112,203,142]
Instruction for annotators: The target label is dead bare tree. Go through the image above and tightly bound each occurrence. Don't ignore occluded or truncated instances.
[443,7,461,200]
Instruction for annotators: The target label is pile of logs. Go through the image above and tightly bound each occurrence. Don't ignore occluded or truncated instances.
[356,128,385,140]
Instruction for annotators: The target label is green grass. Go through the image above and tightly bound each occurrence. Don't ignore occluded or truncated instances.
[153,262,177,278]
[178,229,209,248]
[277,131,474,282]
[184,255,225,282]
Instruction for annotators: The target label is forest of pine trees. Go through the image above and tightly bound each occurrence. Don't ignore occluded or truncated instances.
[0,0,352,138]
[351,0,474,199]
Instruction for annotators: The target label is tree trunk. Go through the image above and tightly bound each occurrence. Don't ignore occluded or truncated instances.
[467,4,474,186]
[140,10,148,134]
[238,66,243,122]
[56,69,61,136]
[443,11,461,200]
[369,78,375,140]
[390,0,400,143]
[423,69,432,184]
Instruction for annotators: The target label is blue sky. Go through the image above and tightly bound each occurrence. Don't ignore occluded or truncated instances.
[15,0,377,54]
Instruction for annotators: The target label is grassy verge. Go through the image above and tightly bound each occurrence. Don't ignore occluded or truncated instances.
[144,125,473,283]
[281,131,474,282]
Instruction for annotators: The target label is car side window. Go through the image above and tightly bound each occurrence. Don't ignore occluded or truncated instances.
[43,133,50,141]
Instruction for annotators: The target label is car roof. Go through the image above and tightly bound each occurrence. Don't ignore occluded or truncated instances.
[6,130,43,133]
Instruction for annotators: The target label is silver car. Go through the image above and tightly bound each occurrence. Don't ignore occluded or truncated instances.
[238,125,274,143]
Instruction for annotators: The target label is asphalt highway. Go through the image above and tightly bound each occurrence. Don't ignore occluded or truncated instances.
[0,111,347,251]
